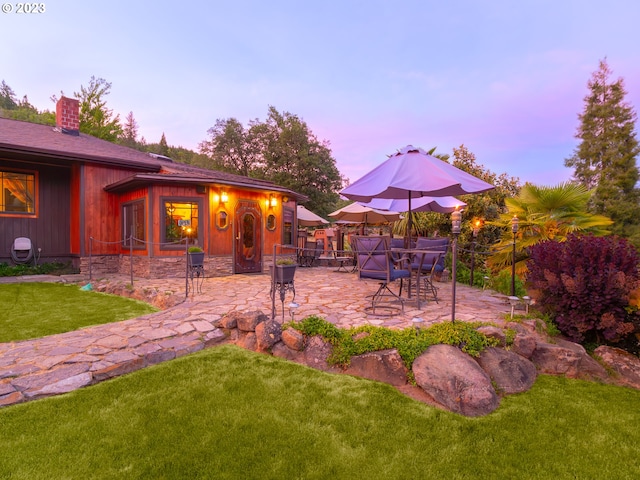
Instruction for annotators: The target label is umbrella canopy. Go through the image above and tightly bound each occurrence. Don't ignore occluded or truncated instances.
[340,145,494,239]
[361,195,465,214]
[328,203,402,224]
[297,205,329,227]
[340,145,495,202]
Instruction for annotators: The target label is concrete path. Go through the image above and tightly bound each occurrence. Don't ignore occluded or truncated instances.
[0,267,513,407]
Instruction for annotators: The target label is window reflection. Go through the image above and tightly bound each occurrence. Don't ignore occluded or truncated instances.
[242,213,255,259]
[217,210,228,230]
[1,171,35,214]
[266,214,276,231]
[164,201,199,242]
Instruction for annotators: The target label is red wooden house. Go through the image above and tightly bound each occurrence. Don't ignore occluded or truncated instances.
[0,96,305,277]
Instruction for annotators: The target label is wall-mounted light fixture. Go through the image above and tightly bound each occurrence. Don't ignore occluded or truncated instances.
[282,195,289,203]
[269,194,277,208]
[220,189,229,203]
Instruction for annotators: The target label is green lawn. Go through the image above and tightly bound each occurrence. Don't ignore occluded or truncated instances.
[0,282,158,343]
[1,345,638,479]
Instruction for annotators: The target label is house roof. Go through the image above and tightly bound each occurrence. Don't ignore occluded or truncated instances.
[0,117,162,171]
[0,117,307,201]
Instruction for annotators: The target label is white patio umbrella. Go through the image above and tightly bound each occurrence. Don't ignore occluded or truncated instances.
[360,195,465,214]
[340,145,495,323]
[340,145,494,241]
[297,205,329,227]
[328,202,402,225]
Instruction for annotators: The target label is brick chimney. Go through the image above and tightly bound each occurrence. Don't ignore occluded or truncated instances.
[56,96,80,136]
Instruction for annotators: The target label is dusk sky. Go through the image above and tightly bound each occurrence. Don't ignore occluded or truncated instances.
[2,0,639,187]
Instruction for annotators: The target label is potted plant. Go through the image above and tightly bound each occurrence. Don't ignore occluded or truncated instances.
[187,246,205,267]
[270,257,297,283]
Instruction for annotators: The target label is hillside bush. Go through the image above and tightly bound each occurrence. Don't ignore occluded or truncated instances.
[527,233,640,347]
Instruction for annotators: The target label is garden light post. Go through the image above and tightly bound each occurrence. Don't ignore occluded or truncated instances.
[451,207,462,323]
[511,215,519,297]
[470,219,481,286]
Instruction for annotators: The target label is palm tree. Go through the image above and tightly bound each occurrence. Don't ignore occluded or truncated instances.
[487,182,613,274]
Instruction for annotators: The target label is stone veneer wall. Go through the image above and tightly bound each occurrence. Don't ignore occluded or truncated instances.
[80,254,234,278]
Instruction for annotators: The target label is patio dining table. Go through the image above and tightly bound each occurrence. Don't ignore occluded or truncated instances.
[392,248,443,309]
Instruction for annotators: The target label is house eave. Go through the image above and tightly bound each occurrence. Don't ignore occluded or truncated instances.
[104,173,309,202]
[0,143,161,172]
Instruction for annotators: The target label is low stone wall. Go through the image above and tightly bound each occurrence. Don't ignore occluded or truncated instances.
[214,311,640,417]
[80,254,234,279]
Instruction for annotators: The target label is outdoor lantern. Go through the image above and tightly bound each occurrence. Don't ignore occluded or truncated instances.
[288,301,299,322]
[412,317,425,331]
[220,189,229,203]
[511,215,519,234]
[508,296,520,319]
[269,194,277,208]
[451,208,462,234]
[523,296,532,315]
[473,219,481,237]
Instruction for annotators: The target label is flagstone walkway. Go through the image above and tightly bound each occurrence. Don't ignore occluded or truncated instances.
[0,267,513,407]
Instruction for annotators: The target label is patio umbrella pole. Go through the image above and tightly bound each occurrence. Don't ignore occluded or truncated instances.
[271,243,277,320]
[406,192,412,248]
[451,209,461,323]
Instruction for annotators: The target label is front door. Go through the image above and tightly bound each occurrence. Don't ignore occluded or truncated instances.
[234,200,262,273]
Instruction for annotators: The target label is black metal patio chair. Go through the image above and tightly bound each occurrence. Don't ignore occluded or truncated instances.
[354,235,411,315]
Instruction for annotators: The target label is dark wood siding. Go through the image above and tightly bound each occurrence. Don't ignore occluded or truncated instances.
[0,160,71,263]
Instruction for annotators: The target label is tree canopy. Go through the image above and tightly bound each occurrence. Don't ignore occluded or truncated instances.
[0,80,55,125]
[198,106,344,216]
[565,59,640,246]
[74,76,123,142]
[392,145,520,248]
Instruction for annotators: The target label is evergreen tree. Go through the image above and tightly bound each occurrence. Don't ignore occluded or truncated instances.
[119,111,139,148]
[0,80,18,110]
[565,59,640,245]
[158,133,169,156]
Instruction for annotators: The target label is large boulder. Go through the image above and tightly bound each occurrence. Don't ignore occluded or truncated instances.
[476,326,506,346]
[235,311,268,332]
[255,320,283,352]
[531,340,583,376]
[413,344,499,417]
[476,347,537,395]
[235,331,257,351]
[344,349,408,386]
[271,342,306,363]
[594,346,640,389]
[532,339,609,381]
[303,335,341,373]
[512,333,537,359]
[281,328,305,351]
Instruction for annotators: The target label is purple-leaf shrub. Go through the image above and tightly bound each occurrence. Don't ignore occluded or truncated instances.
[527,233,639,344]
